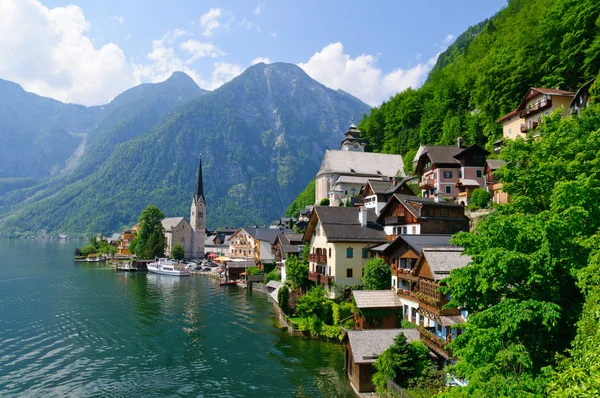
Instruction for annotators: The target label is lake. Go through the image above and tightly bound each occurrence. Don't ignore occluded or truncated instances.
[0,239,355,397]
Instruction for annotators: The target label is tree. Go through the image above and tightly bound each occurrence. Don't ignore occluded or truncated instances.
[319,198,330,206]
[278,286,290,314]
[80,245,97,256]
[171,244,185,260]
[296,285,333,324]
[285,254,308,290]
[130,205,166,259]
[362,258,391,290]
[469,188,490,210]
[372,333,427,391]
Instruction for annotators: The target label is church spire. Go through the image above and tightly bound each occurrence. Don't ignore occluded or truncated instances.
[194,155,205,203]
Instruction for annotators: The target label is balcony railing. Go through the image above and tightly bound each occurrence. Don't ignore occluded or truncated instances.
[384,216,406,225]
[396,288,415,299]
[308,271,333,285]
[520,121,539,133]
[417,295,461,316]
[420,179,435,189]
[519,98,551,118]
[308,253,327,264]
[418,326,454,359]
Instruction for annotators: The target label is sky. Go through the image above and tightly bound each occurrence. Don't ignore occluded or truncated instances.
[0,0,507,107]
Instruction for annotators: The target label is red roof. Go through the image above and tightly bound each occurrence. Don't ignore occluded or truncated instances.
[497,109,518,123]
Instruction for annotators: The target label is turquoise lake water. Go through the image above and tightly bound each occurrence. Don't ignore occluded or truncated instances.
[0,239,355,397]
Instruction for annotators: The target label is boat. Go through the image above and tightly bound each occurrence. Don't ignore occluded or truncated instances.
[219,281,237,286]
[147,258,190,276]
[86,256,105,262]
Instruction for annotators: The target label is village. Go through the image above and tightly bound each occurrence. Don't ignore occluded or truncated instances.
[86,80,595,395]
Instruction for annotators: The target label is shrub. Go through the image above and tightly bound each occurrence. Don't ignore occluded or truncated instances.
[296,286,333,324]
[265,268,281,283]
[245,266,263,275]
[363,258,392,290]
[333,301,354,326]
[278,286,289,314]
[469,188,490,210]
[171,243,185,260]
[319,198,330,206]
[80,245,97,256]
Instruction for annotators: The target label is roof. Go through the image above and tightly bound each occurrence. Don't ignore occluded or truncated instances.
[570,78,597,108]
[370,243,390,252]
[384,176,416,195]
[353,290,402,309]
[334,175,371,185]
[439,315,466,327]
[161,217,186,231]
[486,159,506,170]
[227,260,255,268]
[419,145,462,167]
[456,179,480,187]
[382,234,453,256]
[530,87,575,96]
[497,109,519,123]
[346,329,420,364]
[366,179,394,195]
[255,228,293,244]
[265,280,284,289]
[278,233,304,246]
[308,207,386,243]
[377,194,466,224]
[421,246,471,281]
[316,149,404,178]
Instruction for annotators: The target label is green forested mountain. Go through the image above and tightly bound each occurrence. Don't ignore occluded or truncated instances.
[0,63,369,236]
[358,0,600,165]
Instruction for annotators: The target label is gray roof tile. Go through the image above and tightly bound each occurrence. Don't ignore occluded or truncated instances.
[346,329,420,364]
[353,290,402,309]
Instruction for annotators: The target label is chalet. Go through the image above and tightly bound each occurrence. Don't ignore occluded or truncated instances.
[571,78,596,114]
[229,227,256,259]
[253,228,292,271]
[344,329,420,393]
[376,194,469,240]
[484,159,508,205]
[412,246,471,364]
[497,87,575,141]
[362,176,416,215]
[415,139,489,199]
[117,228,135,255]
[274,233,304,283]
[303,206,387,297]
[352,290,403,330]
[315,124,404,206]
[204,234,231,256]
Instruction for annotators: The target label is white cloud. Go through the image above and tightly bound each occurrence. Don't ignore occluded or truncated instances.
[442,34,456,44]
[254,4,264,15]
[239,19,261,32]
[198,62,243,90]
[200,8,223,37]
[268,32,277,39]
[181,40,225,62]
[416,53,423,60]
[110,15,124,25]
[251,57,270,65]
[0,0,133,105]
[298,42,438,106]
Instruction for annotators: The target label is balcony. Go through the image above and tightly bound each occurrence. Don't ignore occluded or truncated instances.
[384,216,406,225]
[417,295,461,317]
[308,271,333,285]
[520,121,539,133]
[396,288,415,299]
[418,326,454,359]
[395,268,417,280]
[519,98,552,118]
[420,178,435,189]
[308,253,327,264]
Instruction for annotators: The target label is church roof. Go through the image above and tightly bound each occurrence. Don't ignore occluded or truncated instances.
[194,156,205,203]
[316,150,404,178]
[161,217,186,231]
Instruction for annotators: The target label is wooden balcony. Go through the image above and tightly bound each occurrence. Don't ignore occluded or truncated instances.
[419,327,454,359]
[308,253,327,264]
[417,296,461,317]
[420,178,435,189]
[396,288,416,299]
[384,216,405,225]
[395,268,417,280]
[307,271,333,285]
[519,98,551,118]
[520,121,539,133]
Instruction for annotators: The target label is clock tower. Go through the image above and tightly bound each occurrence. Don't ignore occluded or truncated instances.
[190,156,206,259]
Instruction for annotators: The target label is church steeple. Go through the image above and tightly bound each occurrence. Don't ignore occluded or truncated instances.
[340,122,367,152]
[194,155,205,203]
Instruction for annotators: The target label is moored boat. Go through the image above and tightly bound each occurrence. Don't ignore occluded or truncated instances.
[147,258,190,276]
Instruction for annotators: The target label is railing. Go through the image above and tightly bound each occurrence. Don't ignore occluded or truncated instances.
[520,121,539,133]
[420,178,435,188]
[396,288,415,299]
[384,216,405,225]
[308,253,327,264]
[418,326,454,358]
[519,98,551,118]
[417,296,461,316]
[396,268,413,276]
[458,191,469,199]
[307,271,333,285]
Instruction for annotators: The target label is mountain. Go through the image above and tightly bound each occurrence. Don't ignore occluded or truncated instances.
[0,63,370,237]
[357,0,600,162]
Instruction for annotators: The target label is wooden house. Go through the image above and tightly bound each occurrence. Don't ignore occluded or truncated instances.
[352,290,403,330]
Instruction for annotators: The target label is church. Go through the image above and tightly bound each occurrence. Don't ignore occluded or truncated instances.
[161,157,206,259]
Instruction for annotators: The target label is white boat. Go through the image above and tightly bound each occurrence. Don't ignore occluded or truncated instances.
[147,258,190,276]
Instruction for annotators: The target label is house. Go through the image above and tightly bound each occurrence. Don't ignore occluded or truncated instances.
[229,227,257,259]
[484,159,508,205]
[497,87,575,141]
[205,234,231,256]
[376,194,469,240]
[454,179,481,206]
[362,176,416,216]
[412,246,471,364]
[315,124,404,206]
[225,260,254,281]
[253,228,293,271]
[415,139,489,199]
[344,329,420,393]
[303,206,387,297]
[571,78,596,114]
[270,217,297,230]
[274,233,304,283]
[352,290,403,330]
[117,229,134,255]
[298,208,312,222]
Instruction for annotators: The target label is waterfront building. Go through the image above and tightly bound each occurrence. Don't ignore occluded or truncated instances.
[117,229,135,255]
[273,233,304,283]
[344,329,420,393]
[362,177,416,216]
[303,206,387,297]
[315,124,404,206]
[229,227,257,259]
[161,217,194,258]
[253,228,292,270]
[204,234,231,256]
[352,290,403,330]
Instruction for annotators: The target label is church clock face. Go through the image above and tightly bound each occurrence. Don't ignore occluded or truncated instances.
[353,144,358,149]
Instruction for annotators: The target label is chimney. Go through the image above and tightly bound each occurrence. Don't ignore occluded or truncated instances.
[457,137,463,148]
[435,193,443,203]
[359,206,368,227]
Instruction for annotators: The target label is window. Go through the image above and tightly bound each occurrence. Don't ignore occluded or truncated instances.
[458,170,462,178]
[411,226,416,234]
[361,248,368,259]
[433,173,437,180]
[444,171,452,178]
[476,170,482,178]
[508,127,512,136]
[437,324,442,334]
[329,248,331,258]
[445,185,452,194]
[346,268,353,277]
[403,305,408,318]
[346,248,353,258]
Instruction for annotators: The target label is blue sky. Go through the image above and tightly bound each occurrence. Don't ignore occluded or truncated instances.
[1,0,507,106]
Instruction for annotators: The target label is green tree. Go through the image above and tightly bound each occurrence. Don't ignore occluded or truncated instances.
[469,188,490,210]
[372,333,428,391]
[285,254,308,290]
[80,245,97,256]
[285,179,315,218]
[245,266,263,275]
[130,205,166,259]
[171,243,185,260]
[296,285,333,324]
[319,198,330,206]
[277,286,290,314]
[362,258,391,290]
